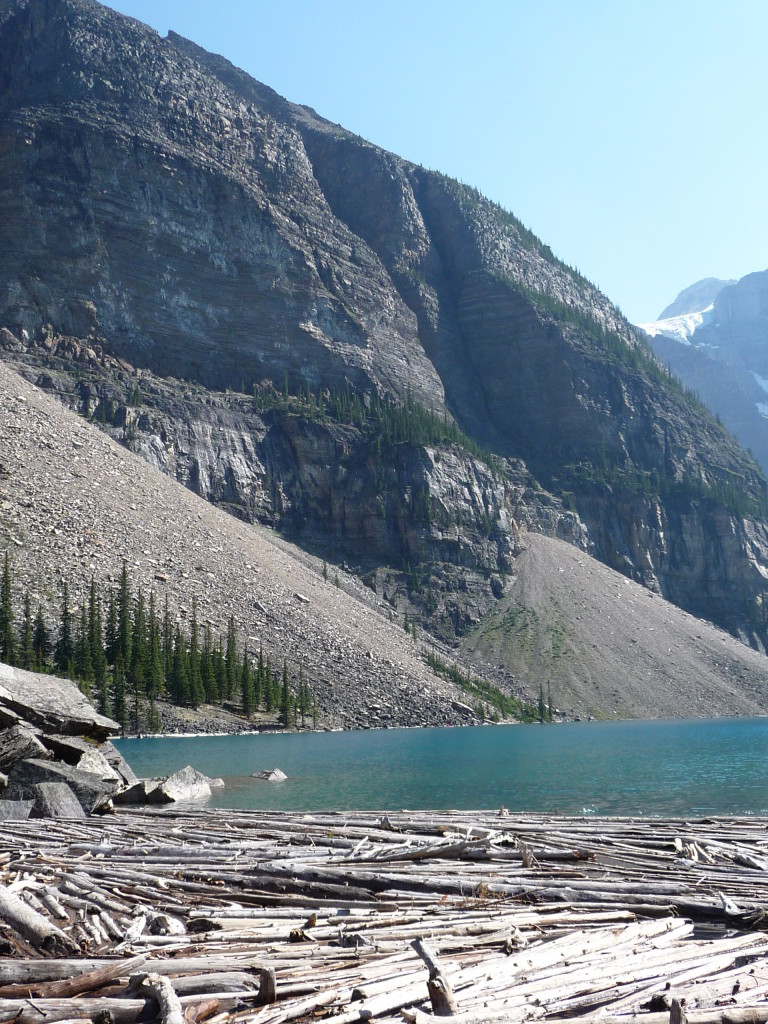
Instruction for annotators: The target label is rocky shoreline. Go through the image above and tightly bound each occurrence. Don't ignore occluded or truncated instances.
[0,663,255,819]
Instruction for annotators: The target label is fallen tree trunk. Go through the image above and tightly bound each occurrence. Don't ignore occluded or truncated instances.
[0,884,78,955]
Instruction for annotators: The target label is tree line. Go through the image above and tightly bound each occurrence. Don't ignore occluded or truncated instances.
[0,554,316,734]
[252,379,500,474]
[424,648,537,723]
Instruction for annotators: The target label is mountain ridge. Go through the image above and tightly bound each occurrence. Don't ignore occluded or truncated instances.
[2,0,768,692]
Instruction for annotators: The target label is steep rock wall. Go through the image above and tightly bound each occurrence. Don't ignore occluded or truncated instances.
[1,0,768,647]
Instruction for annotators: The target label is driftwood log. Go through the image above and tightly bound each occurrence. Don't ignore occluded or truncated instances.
[412,937,459,1016]
[0,809,765,1023]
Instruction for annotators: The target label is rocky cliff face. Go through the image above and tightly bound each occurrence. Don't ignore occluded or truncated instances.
[3,0,768,652]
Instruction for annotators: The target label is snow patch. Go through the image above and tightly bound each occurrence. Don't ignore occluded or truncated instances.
[636,304,714,345]
[756,402,768,418]
[752,372,768,394]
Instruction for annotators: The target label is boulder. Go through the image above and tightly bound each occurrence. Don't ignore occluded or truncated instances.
[44,736,138,787]
[147,766,212,804]
[0,664,119,740]
[30,782,86,819]
[0,723,49,772]
[6,758,117,814]
[100,741,139,786]
[251,768,287,782]
[113,778,164,805]
[0,800,33,820]
[76,748,122,784]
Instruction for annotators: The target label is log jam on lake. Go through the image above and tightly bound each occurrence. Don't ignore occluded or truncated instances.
[1,808,768,1024]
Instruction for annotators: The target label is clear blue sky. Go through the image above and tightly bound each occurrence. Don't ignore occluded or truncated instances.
[108,0,768,323]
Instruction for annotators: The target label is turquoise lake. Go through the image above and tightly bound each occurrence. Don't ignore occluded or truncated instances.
[115,718,768,817]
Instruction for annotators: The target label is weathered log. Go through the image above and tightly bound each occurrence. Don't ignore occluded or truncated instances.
[131,972,185,1024]
[0,993,245,1024]
[0,954,147,999]
[157,972,259,996]
[412,937,459,1016]
[0,956,265,985]
[0,884,78,955]
[256,966,277,1005]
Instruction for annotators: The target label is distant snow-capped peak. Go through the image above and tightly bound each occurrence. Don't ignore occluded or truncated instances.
[636,304,714,345]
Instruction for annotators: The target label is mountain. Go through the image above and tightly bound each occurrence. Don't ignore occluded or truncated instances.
[0,359,479,729]
[640,273,768,478]
[658,278,734,321]
[2,0,768,700]
[3,358,767,723]
[637,278,733,344]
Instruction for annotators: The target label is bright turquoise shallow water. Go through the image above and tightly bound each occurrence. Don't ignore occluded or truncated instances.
[114,718,768,817]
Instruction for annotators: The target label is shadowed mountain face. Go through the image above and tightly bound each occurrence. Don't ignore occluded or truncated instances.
[2,0,768,660]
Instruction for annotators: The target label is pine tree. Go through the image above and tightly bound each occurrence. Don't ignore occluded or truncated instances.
[215,639,227,705]
[201,626,219,703]
[255,644,265,710]
[19,592,33,671]
[225,615,238,701]
[54,582,74,677]
[75,602,94,694]
[33,605,49,670]
[279,659,292,727]
[264,656,275,712]
[129,588,146,688]
[129,588,147,731]
[113,652,127,729]
[0,552,15,665]
[147,697,161,733]
[117,562,132,670]
[297,666,311,728]
[105,588,118,664]
[271,661,281,711]
[90,590,109,715]
[146,592,164,700]
[169,625,190,704]
[162,596,173,680]
[241,649,254,718]
[188,597,205,707]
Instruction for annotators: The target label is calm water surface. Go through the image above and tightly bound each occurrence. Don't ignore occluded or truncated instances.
[115,718,768,817]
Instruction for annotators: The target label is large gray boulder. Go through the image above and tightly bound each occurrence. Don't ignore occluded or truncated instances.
[0,664,119,740]
[30,782,86,819]
[0,723,49,771]
[147,766,212,804]
[0,800,33,821]
[75,748,122,785]
[7,758,117,814]
[100,741,139,786]
[113,778,164,805]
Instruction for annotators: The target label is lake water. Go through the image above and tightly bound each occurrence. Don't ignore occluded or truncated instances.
[114,718,768,817]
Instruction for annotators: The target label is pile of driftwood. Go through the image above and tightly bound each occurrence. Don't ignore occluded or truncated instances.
[1,808,768,1024]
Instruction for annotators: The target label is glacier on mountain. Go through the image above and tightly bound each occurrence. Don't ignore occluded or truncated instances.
[636,304,715,345]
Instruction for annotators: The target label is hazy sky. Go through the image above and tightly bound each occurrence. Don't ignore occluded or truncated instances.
[108,0,768,323]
